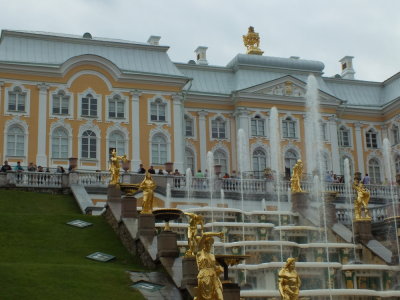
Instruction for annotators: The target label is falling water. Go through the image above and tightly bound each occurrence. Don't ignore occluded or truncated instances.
[305,74,332,296]
[383,138,400,263]
[261,198,266,211]
[270,106,284,262]
[185,168,192,204]
[166,183,171,208]
[207,151,215,226]
[344,159,357,261]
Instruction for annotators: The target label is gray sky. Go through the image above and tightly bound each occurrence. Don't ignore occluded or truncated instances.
[1,0,400,82]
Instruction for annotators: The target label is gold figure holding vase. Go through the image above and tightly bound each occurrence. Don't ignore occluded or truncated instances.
[290,160,303,193]
[184,212,204,257]
[278,258,301,300]
[109,149,127,185]
[353,180,371,220]
[243,26,264,55]
[194,232,224,300]
[139,172,156,214]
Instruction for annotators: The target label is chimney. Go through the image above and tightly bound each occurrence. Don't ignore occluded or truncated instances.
[147,35,161,46]
[339,56,355,79]
[195,46,208,65]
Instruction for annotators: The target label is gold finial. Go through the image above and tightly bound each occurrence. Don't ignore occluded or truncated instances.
[109,148,128,185]
[353,179,371,220]
[278,258,301,300]
[243,26,264,55]
[139,172,156,214]
[194,232,224,300]
[290,159,303,193]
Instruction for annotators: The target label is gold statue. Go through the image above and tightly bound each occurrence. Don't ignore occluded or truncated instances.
[109,149,127,185]
[278,258,301,300]
[194,232,224,300]
[184,212,204,257]
[290,160,303,193]
[139,172,156,214]
[353,180,371,220]
[243,26,264,55]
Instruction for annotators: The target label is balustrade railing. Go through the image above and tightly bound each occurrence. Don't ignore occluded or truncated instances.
[76,171,110,186]
[14,171,63,187]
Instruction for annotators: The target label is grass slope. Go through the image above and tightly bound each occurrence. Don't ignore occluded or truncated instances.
[0,190,145,300]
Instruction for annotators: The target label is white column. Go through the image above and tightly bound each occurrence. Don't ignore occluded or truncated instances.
[36,83,49,166]
[230,113,237,172]
[131,90,141,171]
[235,107,250,134]
[172,93,184,172]
[354,122,365,175]
[198,110,208,172]
[328,115,340,174]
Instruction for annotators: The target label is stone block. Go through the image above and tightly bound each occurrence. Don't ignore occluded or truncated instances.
[354,219,373,243]
[181,256,198,287]
[157,230,179,258]
[291,192,309,213]
[121,195,137,218]
[107,184,121,203]
[222,282,241,300]
[138,214,155,238]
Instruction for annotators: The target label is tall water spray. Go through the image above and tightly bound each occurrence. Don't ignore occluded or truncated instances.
[270,106,284,261]
[383,138,400,263]
[207,151,215,226]
[344,158,357,261]
[305,74,332,295]
[185,168,193,203]
[166,183,171,208]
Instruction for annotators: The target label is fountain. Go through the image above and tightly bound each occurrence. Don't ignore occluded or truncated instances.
[344,158,357,261]
[165,182,171,208]
[185,168,192,203]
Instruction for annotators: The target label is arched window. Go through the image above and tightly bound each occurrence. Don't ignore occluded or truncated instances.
[212,117,226,139]
[251,115,265,136]
[81,93,97,117]
[81,130,97,159]
[152,134,167,164]
[52,90,69,115]
[338,126,351,147]
[340,156,353,178]
[284,150,298,178]
[253,148,267,174]
[392,125,399,145]
[109,131,125,156]
[185,148,195,173]
[214,150,227,174]
[368,158,381,184]
[395,155,400,174]
[185,114,194,137]
[8,86,26,112]
[108,95,125,118]
[7,126,25,156]
[282,117,296,138]
[366,129,378,149]
[150,99,166,122]
[52,127,68,158]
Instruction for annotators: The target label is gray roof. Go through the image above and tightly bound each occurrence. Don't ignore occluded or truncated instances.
[0,30,185,77]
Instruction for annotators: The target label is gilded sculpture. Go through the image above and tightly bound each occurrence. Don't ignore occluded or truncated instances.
[109,148,128,185]
[243,26,264,55]
[194,232,225,300]
[184,212,204,257]
[353,180,371,220]
[139,172,156,214]
[290,160,303,193]
[278,257,301,300]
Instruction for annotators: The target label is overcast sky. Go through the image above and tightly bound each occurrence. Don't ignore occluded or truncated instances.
[1,0,400,82]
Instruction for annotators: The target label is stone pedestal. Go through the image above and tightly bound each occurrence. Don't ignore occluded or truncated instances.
[121,195,137,218]
[182,256,198,287]
[354,219,373,243]
[138,214,155,238]
[324,192,338,226]
[291,192,309,213]
[107,184,121,203]
[157,230,179,258]
[222,282,241,300]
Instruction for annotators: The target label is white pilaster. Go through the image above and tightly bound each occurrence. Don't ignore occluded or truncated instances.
[172,93,184,172]
[36,83,49,166]
[198,110,208,172]
[131,90,141,171]
[328,115,340,174]
[235,107,250,134]
[354,122,365,175]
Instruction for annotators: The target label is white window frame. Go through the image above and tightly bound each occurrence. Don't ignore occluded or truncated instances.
[365,128,379,149]
[185,147,196,173]
[391,124,399,145]
[78,89,102,120]
[210,114,229,140]
[148,95,170,125]
[151,134,168,165]
[49,121,73,166]
[108,130,127,156]
[4,85,31,117]
[252,148,268,174]
[214,149,228,174]
[78,123,101,169]
[184,114,195,138]
[368,158,381,184]
[338,125,352,147]
[3,118,29,161]
[106,93,128,123]
[251,115,266,137]
[50,89,73,118]
[281,116,299,139]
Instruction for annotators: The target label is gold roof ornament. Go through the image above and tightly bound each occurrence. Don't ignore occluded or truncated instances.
[243,26,264,55]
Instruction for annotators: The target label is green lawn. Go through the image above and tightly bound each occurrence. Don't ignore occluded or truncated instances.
[0,190,146,300]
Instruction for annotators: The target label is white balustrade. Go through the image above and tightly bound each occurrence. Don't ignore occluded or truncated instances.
[15,171,63,187]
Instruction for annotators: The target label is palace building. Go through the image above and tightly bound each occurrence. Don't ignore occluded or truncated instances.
[0,29,399,180]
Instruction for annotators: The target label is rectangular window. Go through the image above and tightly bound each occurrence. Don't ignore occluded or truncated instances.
[251,119,265,136]
[283,120,296,138]
[109,100,125,118]
[321,123,328,141]
[366,132,378,148]
[8,92,25,112]
[53,95,69,115]
[185,118,193,137]
[150,102,166,121]
[82,97,97,117]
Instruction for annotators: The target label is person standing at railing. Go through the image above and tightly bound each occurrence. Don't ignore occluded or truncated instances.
[362,174,370,185]
[27,162,37,172]
[1,161,12,172]
[14,161,24,184]
[173,169,181,188]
